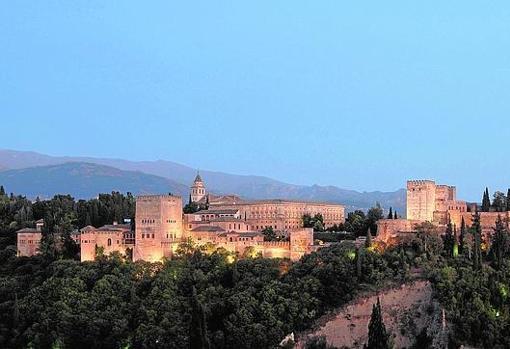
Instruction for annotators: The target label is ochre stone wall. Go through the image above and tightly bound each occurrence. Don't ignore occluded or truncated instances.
[210,200,345,231]
[406,180,437,222]
[134,195,183,262]
[16,231,41,257]
[80,225,133,262]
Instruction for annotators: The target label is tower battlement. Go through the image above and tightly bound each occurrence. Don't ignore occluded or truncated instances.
[407,180,435,187]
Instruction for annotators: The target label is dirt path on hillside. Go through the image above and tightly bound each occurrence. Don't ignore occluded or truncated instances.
[295,280,433,349]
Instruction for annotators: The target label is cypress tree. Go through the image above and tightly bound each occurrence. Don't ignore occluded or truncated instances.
[443,219,454,258]
[482,188,491,212]
[453,224,459,257]
[472,212,482,270]
[13,292,19,328]
[0,185,5,196]
[365,229,372,248]
[189,286,210,349]
[393,211,398,219]
[188,194,193,206]
[367,298,390,349]
[356,247,363,280]
[387,207,393,219]
[459,216,466,254]
[490,215,509,269]
[85,212,92,226]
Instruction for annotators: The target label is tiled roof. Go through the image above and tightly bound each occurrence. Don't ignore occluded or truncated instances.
[191,226,226,233]
[16,228,40,233]
[96,224,131,232]
[195,209,240,215]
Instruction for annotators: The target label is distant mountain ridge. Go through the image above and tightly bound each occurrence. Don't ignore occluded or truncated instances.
[0,149,406,212]
[0,162,188,199]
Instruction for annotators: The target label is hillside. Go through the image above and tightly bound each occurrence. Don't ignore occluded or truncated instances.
[296,281,435,348]
[0,149,405,211]
[0,162,188,199]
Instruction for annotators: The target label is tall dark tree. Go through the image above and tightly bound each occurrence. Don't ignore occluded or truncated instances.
[453,224,459,257]
[366,203,383,236]
[490,215,509,269]
[472,212,482,270]
[459,216,466,254]
[262,226,277,241]
[393,211,398,219]
[482,188,491,212]
[365,229,372,248]
[189,287,210,349]
[367,298,390,349]
[356,247,363,280]
[443,219,455,258]
[387,207,393,219]
[492,191,507,212]
[0,185,5,196]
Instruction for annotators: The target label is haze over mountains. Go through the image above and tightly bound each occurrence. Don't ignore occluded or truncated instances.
[0,149,406,212]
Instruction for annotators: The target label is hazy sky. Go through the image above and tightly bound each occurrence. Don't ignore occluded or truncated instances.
[1,1,510,200]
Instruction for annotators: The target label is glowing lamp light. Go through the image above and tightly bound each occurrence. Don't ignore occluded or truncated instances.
[500,284,509,300]
[346,250,356,260]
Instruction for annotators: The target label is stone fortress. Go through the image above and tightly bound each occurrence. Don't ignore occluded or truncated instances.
[17,174,345,262]
[377,179,508,242]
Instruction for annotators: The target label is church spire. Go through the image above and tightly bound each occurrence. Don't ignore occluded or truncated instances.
[194,170,203,183]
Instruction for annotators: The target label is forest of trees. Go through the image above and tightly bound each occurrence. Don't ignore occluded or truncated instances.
[2,185,510,348]
[0,186,424,348]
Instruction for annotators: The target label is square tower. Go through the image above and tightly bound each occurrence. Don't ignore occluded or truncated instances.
[406,180,436,222]
[134,195,182,262]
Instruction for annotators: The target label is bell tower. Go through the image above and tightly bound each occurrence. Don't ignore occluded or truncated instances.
[190,172,206,203]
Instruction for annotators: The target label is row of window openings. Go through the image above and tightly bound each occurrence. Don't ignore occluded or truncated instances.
[141,219,177,224]
[140,233,178,239]
[19,240,39,244]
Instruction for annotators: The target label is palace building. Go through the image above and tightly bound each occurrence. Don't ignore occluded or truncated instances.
[17,173,344,262]
[378,179,507,243]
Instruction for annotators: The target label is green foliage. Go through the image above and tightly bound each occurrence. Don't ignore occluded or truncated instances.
[492,191,507,212]
[343,204,384,237]
[365,229,372,248]
[482,187,491,212]
[304,335,337,349]
[490,215,509,269]
[344,210,367,235]
[472,213,483,270]
[262,226,277,241]
[302,213,325,231]
[190,286,211,349]
[366,203,384,236]
[0,237,411,349]
[459,217,466,255]
[314,232,354,243]
[443,220,455,258]
[387,207,393,220]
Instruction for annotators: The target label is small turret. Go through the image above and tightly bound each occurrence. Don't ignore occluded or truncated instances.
[190,171,206,203]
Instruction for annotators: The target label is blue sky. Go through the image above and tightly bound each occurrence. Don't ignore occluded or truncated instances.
[1,1,510,200]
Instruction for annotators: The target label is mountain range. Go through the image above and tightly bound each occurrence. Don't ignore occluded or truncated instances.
[0,149,406,213]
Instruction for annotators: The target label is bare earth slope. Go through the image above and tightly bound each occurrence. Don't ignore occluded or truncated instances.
[296,280,433,349]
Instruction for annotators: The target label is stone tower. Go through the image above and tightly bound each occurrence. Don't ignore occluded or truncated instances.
[406,180,436,222]
[190,172,206,203]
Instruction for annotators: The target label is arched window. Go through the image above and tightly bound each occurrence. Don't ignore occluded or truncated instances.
[107,238,112,246]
